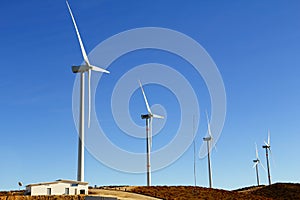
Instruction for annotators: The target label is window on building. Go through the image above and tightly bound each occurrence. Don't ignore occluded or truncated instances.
[65,188,69,195]
[80,189,85,194]
[47,188,51,195]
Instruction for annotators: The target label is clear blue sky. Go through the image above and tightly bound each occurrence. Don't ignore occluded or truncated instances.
[1,0,300,190]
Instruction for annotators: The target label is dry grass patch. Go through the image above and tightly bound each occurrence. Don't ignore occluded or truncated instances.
[130,186,271,200]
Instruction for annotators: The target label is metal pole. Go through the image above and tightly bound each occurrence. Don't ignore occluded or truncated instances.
[77,72,85,182]
[207,141,212,188]
[255,164,260,186]
[193,126,197,187]
[146,117,151,186]
[265,148,271,185]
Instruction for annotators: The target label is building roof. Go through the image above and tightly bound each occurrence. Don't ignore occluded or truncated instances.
[26,179,88,187]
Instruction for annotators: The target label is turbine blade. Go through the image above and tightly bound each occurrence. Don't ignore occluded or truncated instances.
[253,162,258,168]
[90,65,110,73]
[66,1,90,66]
[213,143,218,152]
[88,69,91,128]
[205,110,209,124]
[206,111,217,152]
[255,143,259,159]
[268,130,270,146]
[138,80,152,114]
[260,161,267,172]
[152,114,164,119]
[207,122,212,138]
[271,150,276,168]
[206,110,212,137]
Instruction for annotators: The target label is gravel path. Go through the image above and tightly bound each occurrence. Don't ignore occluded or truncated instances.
[89,189,161,200]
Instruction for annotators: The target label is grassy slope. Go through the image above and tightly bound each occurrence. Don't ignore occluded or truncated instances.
[245,183,300,200]
[130,186,271,200]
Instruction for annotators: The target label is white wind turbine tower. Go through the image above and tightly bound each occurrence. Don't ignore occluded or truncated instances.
[203,112,213,188]
[253,143,266,186]
[262,130,272,185]
[139,80,164,186]
[66,1,110,182]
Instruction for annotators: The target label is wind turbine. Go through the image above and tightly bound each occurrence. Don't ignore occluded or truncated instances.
[18,182,22,191]
[139,80,164,186]
[203,112,213,188]
[262,130,272,185]
[66,1,109,182]
[253,143,266,186]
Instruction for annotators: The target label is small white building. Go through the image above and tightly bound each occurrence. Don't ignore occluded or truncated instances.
[26,179,88,196]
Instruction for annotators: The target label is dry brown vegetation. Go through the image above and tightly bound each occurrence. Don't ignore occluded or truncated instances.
[130,186,271,200]
[129,183,300,200]
[243,183,300,200]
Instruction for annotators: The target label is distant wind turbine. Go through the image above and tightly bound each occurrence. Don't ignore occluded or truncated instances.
[66,1,109,182]
[18,182,22,191]
[203,112,213,188]
[262,130,272,185]
[139,80,164,186]
[253,143,266,186]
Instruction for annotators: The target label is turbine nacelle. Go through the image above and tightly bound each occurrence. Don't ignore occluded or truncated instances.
[141,114,152,119]
[72,65,89,73]
[72,65,110,74]
[203,136,212,141]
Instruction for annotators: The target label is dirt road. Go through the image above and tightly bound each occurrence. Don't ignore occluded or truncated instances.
[89,189,161,200]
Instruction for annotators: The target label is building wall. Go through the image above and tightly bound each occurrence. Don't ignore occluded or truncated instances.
[28,182,88,196]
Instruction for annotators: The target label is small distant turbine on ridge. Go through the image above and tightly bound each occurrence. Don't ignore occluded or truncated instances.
[262,130,272,185]
[203,112,213,188]
[253,143,266,186]
[66,1,109,182]
[139,80,164,186]
[18,182,22,191]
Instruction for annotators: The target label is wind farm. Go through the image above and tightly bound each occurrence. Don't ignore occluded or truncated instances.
[1,0,300,199]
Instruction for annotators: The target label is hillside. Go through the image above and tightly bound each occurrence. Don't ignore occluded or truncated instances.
[129,186,271,200]
[128,183,300,200]
[237,183,300,200]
